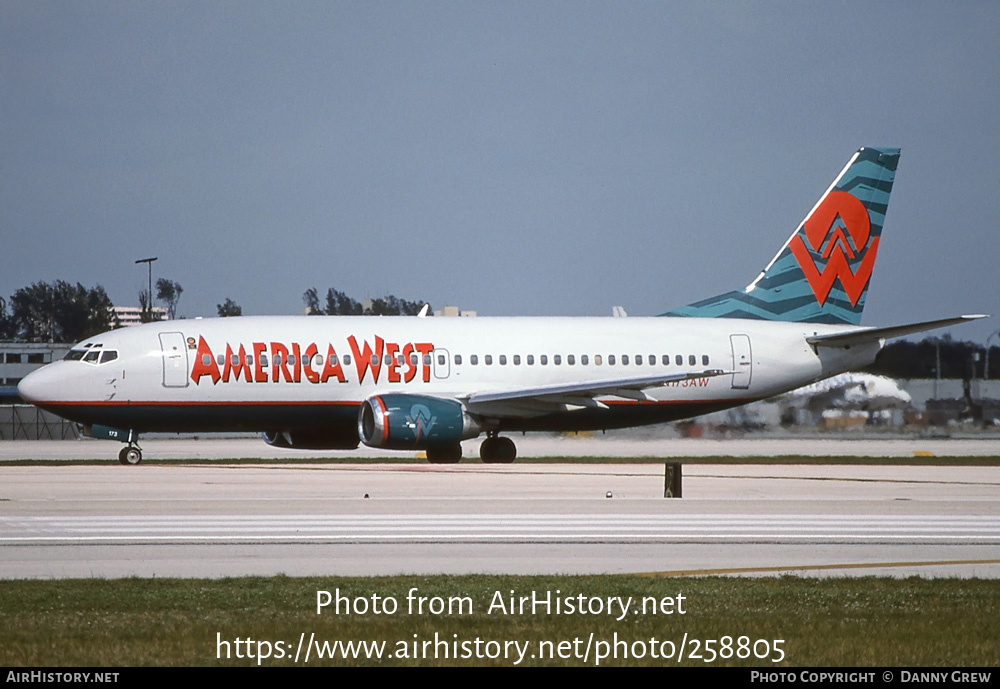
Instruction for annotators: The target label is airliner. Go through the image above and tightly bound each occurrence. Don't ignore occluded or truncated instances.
[17,147,984,464]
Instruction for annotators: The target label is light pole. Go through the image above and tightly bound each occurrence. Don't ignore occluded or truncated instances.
[135,257,157,321]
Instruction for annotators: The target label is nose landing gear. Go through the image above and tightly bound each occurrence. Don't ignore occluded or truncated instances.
[118,444,143,465]
[86,424,143,465]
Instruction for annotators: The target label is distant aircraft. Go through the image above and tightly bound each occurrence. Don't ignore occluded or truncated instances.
[17,147,984,464]
[783,372,913,411]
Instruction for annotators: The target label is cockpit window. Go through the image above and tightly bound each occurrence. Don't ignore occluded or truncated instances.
[70,348,118,364]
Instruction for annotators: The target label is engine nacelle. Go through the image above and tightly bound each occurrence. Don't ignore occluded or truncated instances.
[358,394,482,450]
[262,428,360,450]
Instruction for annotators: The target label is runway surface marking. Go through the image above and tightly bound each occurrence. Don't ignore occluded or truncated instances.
[703,473,1000,487]
[634,559,1000,577]
[4,513,999,543]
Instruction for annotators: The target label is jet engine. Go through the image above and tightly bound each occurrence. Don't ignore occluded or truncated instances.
[358,394,482,450]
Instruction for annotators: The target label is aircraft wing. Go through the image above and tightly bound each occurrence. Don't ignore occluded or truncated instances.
[806,315,987,348]
[461,369,731,414]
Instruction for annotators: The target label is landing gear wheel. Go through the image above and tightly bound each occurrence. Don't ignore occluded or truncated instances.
[426,443,462,464]
[118,446,142,466]
[480,436,516,464]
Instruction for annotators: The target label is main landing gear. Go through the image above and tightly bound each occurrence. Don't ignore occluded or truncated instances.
[480,433,516,464]
[423,434,518,464]
[118,443,142,466]
[426,443,463,464]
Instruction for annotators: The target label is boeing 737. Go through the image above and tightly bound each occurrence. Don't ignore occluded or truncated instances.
[17,147,984,464]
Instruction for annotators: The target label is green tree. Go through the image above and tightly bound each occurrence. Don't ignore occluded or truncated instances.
[156,279,183,320]
[137,289,160,323]
[867,336,998,380]
[304,287,429,316]
[217,298,242,317]
[9,281,115,342]
[325,289,362,315]
[0,297,13,339]
[302,288,321,315]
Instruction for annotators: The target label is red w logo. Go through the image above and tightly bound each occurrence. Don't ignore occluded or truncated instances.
[789,190,879,307]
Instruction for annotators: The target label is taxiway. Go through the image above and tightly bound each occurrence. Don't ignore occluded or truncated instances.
[1,439,997,579]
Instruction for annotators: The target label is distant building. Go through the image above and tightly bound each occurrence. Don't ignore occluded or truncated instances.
[435,305,477,317]
[0,342,71,403]
[113,305,167,327]
[0,341,79,437]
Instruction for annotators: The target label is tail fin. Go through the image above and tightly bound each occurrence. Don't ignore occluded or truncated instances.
[662,147,900,325]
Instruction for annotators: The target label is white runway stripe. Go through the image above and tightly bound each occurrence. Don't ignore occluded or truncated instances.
[3,514,1000,543]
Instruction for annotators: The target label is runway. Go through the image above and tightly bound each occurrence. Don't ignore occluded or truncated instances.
[2,433,999,460]
[2,452,998,579]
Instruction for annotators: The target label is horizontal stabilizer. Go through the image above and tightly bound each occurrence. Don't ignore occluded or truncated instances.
[806,315,987,348]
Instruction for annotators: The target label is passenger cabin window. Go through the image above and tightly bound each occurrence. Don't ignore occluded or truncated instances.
[485,355,493,365]
[540,355,548,365]
[581,355,588,365]
[675,355,682,365]
[594,354,602,365]
[470,355,479,365]
[527,355,534,365]
[454,354,462,365]
[635,355,642,366]
[513,355,521,365]
[553,355,561,365]
[499,355,507,365]
[702,355,710,365]
[662,355,669,365]
[622,355,629,365]
[567,355,575,365]
[689,355,696,366]
[608,355,616,365]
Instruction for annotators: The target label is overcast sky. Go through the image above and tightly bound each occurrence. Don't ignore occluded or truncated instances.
[2,2,997,343]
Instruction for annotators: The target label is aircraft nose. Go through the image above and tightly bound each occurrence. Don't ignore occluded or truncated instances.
[17,365,58,404]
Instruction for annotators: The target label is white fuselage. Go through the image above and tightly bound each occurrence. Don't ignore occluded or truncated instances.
[18,315,881,437]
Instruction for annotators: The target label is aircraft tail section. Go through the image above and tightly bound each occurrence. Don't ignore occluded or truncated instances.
[663,147,900,325]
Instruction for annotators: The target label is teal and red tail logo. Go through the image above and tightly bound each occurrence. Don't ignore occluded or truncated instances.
[663,147,900,325]
[790,190,879,307]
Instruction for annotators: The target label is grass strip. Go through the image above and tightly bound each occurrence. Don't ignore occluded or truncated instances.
[1,575,997,666]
